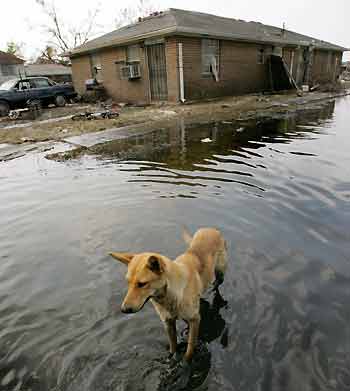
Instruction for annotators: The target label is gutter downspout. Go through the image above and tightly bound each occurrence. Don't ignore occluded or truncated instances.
[290,50,295,76]
[178,43,185,103]
[334,57,339,82]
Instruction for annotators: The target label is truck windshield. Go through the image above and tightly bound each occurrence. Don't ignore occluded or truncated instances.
[0,79,18,90]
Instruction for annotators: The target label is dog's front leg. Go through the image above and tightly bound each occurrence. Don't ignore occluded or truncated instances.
[165,319,177,354]
[184,316,200,362]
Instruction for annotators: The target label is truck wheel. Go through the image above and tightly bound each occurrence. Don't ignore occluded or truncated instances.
[0,101,10,117]
[55,95,67,107]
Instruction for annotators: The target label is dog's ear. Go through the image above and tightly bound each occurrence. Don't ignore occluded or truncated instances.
[183,227,193,246]
[109,252,135,265]
[148,255,164,275]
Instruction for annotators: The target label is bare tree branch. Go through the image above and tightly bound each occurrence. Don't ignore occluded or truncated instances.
[115,0,157,28]
[51,3,69,50]
[83,8,100,44]
[35,0,101,53]
[34,0,157,60]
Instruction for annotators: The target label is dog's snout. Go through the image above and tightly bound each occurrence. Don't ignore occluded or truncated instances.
[121,306,135,314]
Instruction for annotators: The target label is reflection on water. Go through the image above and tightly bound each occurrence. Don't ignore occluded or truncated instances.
[82,101,336,198]
[1,98,350,390]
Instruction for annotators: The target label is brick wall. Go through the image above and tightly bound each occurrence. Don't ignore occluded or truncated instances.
[71,55,92,95]
[165,37,179,102]
[71,38,344,103]
[275,47,343,87]
[312,49,343,84]
[99,46,150,104]
[177,37,271,100]
[72,40,179,104]
[293,48,306,86]
[71,46,150,104]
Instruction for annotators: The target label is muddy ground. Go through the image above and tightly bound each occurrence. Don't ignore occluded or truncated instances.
[0,91,349,146]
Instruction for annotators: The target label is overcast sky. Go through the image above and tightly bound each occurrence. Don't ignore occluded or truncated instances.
[0,0,349,60]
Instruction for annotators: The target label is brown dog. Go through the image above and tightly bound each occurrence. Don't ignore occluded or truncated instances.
[110,227,227,362]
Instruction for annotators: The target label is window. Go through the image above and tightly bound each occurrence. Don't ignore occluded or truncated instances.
[258,48,265,64]
[127,45,140,62]
[119,45,141,80]
[33,78,50,88]
[18,80,31,90]
[0,79,17,90]
[202,39,220,81]
[120,65,130,80]
[90,53,103,82]
[1,64,17,76]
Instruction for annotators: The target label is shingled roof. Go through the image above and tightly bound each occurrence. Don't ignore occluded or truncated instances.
[0,50,25,65]
[70,8,348,56]
[25,63,72,77]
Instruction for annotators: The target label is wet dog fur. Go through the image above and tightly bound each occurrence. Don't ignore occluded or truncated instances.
[110,227,227,362]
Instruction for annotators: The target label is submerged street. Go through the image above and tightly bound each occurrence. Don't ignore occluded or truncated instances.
[0,96,350,390]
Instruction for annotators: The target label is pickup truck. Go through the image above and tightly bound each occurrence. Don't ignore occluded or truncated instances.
[0,77,77,117]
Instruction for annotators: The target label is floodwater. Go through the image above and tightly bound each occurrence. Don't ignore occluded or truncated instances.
[1,97,350,391]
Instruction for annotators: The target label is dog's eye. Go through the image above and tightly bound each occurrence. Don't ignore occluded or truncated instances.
[137,282,148,288]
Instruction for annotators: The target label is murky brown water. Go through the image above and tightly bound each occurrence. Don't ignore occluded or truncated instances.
[0,97,350,391]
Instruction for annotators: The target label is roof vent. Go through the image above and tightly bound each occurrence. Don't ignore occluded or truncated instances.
[138,11,163,22]
[281,22,286,37]
[148,11,163,17]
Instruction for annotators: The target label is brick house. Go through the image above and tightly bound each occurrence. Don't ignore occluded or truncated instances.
[24,64,72,84]
[0,51,25,84]
[69,9,347,104]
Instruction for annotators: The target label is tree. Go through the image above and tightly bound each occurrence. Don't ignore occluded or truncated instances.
[115,0,157,28]
[35,0,100,53]
[35,45,69,65]
[34,0,157,58]
[6,41,24,58]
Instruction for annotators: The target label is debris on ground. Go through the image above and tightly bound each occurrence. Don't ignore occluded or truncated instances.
[310,84,320,92]
[20,137,36,143]
[201,138,213,143]
[27,100,42,120]
[8,109,28,120]
[342,74,350,82]
[71,110,120,121]
[0,91,349,146]
[256,97,270,103]
[0,104,90,128]
[270,102,289,108]
[161,110,177,117]
[317,81,347,93]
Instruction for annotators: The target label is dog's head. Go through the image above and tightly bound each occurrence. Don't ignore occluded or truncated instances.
[110,252,167,314]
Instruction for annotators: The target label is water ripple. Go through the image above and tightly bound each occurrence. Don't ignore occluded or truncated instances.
[0,97,350,390]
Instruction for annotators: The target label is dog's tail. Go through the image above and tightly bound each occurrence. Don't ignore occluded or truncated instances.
[182,227,193,246]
